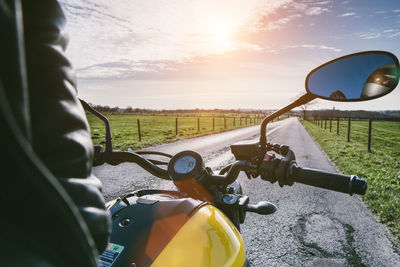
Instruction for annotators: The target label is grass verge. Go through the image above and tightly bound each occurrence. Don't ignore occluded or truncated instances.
[301,119,400,241]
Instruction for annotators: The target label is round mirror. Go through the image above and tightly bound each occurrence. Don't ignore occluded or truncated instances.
[306,51,399,101]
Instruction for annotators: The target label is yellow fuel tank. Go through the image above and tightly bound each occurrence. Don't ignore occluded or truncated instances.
[151,204,246,267]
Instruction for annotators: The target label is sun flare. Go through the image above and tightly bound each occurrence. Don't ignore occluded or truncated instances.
[207,24,235,54]
[210,26,230,43]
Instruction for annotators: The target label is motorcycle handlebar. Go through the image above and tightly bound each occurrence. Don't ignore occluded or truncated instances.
[106,151,171,180]
[290,163,367,195]
[106,149,366,196]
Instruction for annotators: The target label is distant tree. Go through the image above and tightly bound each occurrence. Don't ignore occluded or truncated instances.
[125,106,133,113]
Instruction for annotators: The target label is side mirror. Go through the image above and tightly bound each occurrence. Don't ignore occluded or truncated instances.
[306,51,399,101]
[259,51,399,155]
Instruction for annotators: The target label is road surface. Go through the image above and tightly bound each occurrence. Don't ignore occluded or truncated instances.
[94,118,400,266]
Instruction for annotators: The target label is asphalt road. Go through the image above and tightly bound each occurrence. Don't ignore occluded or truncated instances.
[93,117,400,266]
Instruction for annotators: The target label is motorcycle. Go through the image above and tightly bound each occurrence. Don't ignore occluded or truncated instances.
[82,51,399,267]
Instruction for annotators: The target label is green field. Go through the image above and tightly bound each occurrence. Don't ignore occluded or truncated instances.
[87,114,261,150]
[302,119,400,240]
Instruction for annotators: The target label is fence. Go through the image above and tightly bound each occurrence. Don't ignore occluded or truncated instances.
[312,117,400,152]
[133,116,263,141]
[89,114,297,150]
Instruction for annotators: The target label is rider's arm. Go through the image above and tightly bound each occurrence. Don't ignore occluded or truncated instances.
[22,0,111,252]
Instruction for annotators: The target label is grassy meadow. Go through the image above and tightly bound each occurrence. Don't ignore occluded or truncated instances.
[87,113,261,150]
[302,119,400,240]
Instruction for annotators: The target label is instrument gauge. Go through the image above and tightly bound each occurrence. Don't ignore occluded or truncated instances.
[168,150,205,181]
[173,155,197,174]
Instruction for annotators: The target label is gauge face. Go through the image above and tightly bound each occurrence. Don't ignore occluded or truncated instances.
[173,155,197,174]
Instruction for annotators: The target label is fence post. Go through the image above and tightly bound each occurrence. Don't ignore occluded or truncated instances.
[213,117,215,131]
[233,117,236,127]
[137,119,141,141]
[175,117,178,135]
[240,117,242,126]
[337,117,340,135]
[368,118,372,152]
[224,117,226,129]
[198,117,200,133]
[246,117,248,125]
[347,117,351,142]
[325,118,327,129]
[321,117,323,128]
[329,118,332,132]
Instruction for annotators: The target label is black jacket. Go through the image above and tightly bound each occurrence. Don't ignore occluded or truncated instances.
[0,0,111,266]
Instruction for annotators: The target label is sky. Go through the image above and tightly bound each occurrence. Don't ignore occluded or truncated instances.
[60,0,400,110]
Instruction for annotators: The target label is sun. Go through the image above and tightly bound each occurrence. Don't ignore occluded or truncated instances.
[210,26,230,43]
[208,25,235,54]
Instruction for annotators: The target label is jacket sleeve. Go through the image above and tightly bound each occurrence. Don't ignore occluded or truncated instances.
[21,0,111,253]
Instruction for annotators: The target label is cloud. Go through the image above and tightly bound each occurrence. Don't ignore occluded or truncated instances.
[393,9,400,13]
[314,1,331,5]
[76,60,181,79]
[249,0,331,32]
[375,11,385,14]
[305,7,329,16]
[60,0,276,78]
[383,29,395,33]
[288,44,341,52]
[356,28,400,39]
[58,0,348,80]
[265,14,302,31]
[338,12,356,17]
[358,32,381,39]
[388,32,400,38]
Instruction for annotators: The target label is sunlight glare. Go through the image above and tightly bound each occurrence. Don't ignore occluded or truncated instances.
[208,25,233,53]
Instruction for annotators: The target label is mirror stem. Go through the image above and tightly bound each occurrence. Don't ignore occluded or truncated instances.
[259,93,316,157]
[80,99,113,153]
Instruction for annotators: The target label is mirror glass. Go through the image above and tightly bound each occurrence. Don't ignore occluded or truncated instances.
[306,52,399,101]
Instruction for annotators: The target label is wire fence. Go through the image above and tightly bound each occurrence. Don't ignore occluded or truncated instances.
[311,117,400,152]
[90,115,266,142]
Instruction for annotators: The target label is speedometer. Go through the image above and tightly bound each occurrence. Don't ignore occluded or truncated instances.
[173,155,197,174]
[167,150,205,182]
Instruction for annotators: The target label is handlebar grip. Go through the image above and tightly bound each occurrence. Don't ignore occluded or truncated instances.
[291,165,367,195]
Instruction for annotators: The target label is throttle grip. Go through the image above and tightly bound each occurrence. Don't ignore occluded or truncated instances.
[290,164,367,195]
